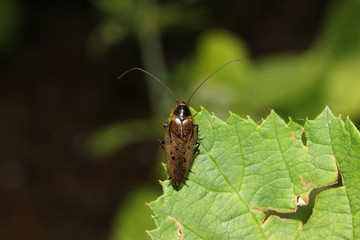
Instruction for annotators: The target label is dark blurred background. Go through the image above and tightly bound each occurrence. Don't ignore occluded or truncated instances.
[1,0,359,239]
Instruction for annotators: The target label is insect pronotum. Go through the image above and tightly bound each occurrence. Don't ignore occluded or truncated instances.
[119,59,242,187]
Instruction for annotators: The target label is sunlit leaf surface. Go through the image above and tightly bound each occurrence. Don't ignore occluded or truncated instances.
[148,107,359,239]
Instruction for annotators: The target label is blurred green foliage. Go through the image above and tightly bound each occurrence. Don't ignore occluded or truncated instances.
[90,0,360,239]
[110,187,159,240]
[90,120,158,156]
[89,0,206,58]
[0,0,21,54]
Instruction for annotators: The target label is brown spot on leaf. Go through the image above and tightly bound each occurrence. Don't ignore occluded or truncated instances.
[167,216,184,240]
[290,131,296,141]
[298,176,312,189]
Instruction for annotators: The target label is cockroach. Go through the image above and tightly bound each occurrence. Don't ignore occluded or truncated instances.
[119,59,242,187]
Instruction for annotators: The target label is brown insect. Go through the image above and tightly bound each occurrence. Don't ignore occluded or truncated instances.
[161,101,199,186]
[119,60,241,187]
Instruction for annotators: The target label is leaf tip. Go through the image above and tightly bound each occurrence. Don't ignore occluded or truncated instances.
[161,162,168,172]
[158,179,168,188]
[323,105,334,115]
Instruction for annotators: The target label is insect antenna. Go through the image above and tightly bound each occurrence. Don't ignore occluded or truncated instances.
[118,67,179,103]
[187,59,248,103]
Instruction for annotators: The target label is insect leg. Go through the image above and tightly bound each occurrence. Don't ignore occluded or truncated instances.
[194,140,200,150]
[159,140,166,150]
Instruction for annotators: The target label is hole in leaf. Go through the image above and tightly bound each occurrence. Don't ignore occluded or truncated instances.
[263,165,343,224]
[301,131,307,147]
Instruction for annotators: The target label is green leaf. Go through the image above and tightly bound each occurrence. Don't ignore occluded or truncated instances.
[148,107,360,239]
